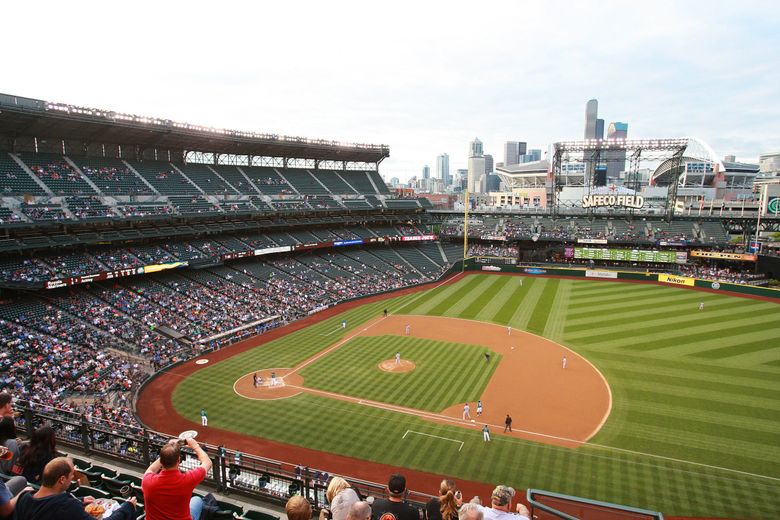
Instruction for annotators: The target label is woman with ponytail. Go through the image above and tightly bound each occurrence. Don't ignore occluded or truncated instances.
[426,479,462,520]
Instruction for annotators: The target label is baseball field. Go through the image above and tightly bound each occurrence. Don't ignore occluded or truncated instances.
[137,273,780,518]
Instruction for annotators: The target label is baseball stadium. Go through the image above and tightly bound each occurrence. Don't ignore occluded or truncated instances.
[0,93,778,520]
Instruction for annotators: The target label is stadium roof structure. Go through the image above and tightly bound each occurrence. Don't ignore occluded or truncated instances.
[0,93,390,163]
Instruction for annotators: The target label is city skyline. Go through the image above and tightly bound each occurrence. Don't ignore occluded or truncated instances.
[1,1,778,184]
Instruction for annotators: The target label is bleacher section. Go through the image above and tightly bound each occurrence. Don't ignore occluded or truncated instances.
[19,152,97,195]
[243,166,295,195]
[178,163,238,194]
[346,171,381,195]
[74,156,155,196]
[65,196,116,219]
[699,221,729,243]
[279,169,329,196]
[313,169,358,194]
[128,160,201,195]
[212,165,260,195]
[0,152,47,195]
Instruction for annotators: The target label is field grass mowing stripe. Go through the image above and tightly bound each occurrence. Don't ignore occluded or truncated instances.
[474,276,523,322]
[543,279,571,342]
[614,387,780,421]
[615,320,780,352]
[489,277,533,325]
[564,299,767,332]
[459,276,512,319]
[446,276,506,316]
[627,397,780,435]
[397,278,465,315]
[526,279,559,335]
[687,339,780,359]
[566,306,775,343]
[610,369,780,404]
[565,291,709,319]
[505,278,547,330]
[427,276,486,315]
[584,349,780,381]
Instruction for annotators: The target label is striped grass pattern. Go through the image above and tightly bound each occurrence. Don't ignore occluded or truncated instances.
[173,275,780,518]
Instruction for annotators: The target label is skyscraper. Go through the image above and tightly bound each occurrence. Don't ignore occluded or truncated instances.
[595,119,605,140]
[436,153,450,186]
[484,154,494,175]
[470,138,483,158]
[504,141,527,166]
[606,122,628,181]
[468,138,485,194]
[585,99,599,139]
[422,165,430,179]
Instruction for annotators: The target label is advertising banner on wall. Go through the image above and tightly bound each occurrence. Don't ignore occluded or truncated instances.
[658,273,695,286]
[585,270,618,279]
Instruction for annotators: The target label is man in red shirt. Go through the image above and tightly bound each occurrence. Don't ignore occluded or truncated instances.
[142,437,212,520]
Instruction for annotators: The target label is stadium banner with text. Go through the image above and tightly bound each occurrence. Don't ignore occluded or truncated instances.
[585,269,618,279]
[44,263,183,289]
[658,273,695,286]
[690,250,757,262]
[400,234,437,242]
[572,248,686,264]
[577,238,609,245]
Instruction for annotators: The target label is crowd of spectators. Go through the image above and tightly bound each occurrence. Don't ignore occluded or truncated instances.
[80,165,153,194]
[677,264,767,285]
[29,161,80,184]
[64,197,116,219]
[468,244,519,258]
[20,204,71,221]
[115,204,175,217]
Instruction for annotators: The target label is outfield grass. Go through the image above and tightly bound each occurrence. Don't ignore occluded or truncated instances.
[172,275,780,518]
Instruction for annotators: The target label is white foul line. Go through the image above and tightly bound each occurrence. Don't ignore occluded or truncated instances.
[403,430,464,452]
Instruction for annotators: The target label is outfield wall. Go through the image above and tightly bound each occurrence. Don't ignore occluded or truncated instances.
[461,259,780,300]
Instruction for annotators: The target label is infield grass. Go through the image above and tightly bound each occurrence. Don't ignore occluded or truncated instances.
[173,274,780,518]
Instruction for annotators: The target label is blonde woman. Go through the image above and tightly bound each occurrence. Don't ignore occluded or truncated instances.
[426,479,462,520]
[325,476,360,520]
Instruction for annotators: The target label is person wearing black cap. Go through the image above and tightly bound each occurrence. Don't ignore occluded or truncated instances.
[370,473,420,520]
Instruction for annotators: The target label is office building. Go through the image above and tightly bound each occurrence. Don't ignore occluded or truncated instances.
[422,165,430,179]
[468,138,485,194]
[504,141,527,166]
[605,122,629,181]
[436,153,450,186]
[484,154,494,175]
[585,99,599,139]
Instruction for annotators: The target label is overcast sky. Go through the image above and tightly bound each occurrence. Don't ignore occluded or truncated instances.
[2,1,778,182]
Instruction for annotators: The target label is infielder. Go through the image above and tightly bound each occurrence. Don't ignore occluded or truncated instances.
[201,408,208,427]
[476,400,483,416]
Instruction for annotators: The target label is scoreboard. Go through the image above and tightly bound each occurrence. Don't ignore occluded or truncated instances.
[573,248,685,263]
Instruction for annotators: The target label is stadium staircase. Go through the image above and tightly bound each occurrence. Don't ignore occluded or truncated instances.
[212,165,262,195]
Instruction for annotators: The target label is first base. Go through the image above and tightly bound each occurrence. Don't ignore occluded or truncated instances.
[470,419,475,423]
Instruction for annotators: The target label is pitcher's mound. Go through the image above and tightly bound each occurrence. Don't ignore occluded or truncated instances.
[379,359,416,372]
